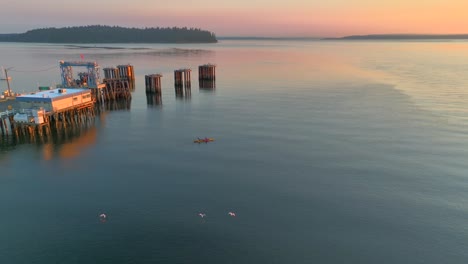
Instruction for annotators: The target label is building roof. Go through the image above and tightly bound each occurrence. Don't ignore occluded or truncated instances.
[16,88,91,102]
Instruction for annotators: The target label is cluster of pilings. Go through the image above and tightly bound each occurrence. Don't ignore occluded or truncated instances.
[174,69,192,98]
[145,74,163,94]
[103,67,120,79]
[174,69,192,88]
[103,79,132,101]
[117,64,135,82]
[198,64,216,80]
[104,65,135,81]
[144,64,216,99]
[101,64,135,104]
[1,103,96,142]
[199,64,216,90]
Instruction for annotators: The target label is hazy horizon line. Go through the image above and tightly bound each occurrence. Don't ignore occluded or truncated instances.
[218,33,468,39]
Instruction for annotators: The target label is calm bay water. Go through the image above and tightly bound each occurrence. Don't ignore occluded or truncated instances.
[1,40,468,263]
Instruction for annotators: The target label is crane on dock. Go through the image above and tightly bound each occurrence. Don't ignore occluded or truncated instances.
[59,61,102,88]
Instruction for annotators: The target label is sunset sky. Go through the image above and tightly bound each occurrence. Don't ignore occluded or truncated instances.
[1,0,467,37]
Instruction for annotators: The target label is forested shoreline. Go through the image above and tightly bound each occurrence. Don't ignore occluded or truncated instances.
[0,25,218,43]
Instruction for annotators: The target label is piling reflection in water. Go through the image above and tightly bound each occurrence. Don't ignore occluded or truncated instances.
[102,99,132,112]
[175,87,191,100]
[147,94,162,107]
[199,80,216,91]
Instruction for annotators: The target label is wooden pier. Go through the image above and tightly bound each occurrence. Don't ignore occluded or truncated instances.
[1,61,137,144]
[1,102,96,141]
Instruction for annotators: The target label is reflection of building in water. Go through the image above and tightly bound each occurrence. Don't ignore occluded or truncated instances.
[0,108,119,160]
[0,117,98,161]
[42,124,98,160]
[147,94,162,106]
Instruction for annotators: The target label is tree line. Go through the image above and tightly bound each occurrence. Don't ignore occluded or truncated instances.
[0,25,218,43]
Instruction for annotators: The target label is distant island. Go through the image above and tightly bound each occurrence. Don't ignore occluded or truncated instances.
[0,25,218,43]
[324,34,468,40]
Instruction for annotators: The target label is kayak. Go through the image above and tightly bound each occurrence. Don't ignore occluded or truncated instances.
[194,138,215,143]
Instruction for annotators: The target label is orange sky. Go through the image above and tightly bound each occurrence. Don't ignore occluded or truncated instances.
[1,0,468,36]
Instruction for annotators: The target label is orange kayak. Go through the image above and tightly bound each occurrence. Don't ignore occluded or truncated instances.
[193,138,215,143]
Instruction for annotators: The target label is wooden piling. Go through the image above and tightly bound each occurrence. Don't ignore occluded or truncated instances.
[0,118,4,135]
[145,74,163,94]
[198,64,216,81]
[174,69,191,88]
[103,67,120,79]
[117,65,135,81]
[174,69,191,97]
